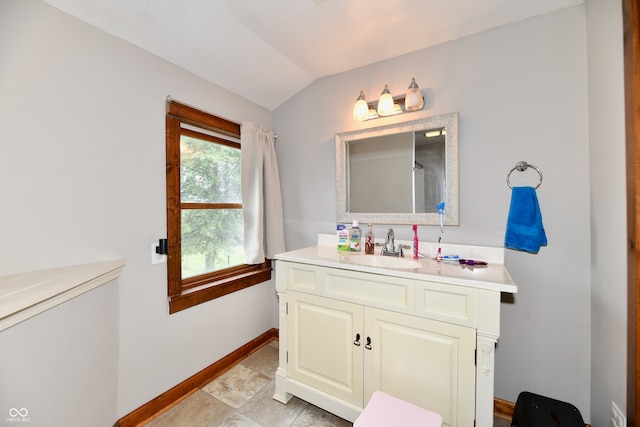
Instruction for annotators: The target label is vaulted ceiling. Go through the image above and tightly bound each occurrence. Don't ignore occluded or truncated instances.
[41,0,583,110]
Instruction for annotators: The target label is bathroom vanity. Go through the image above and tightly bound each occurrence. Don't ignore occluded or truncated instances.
[273,235,517,427]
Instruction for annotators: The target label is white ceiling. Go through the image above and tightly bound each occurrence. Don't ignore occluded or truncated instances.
[41,0,583,110]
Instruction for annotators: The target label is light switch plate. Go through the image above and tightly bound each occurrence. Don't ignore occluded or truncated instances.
[151,243,167,265]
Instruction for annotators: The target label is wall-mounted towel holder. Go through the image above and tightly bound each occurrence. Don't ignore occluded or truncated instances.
[507,161,543,189]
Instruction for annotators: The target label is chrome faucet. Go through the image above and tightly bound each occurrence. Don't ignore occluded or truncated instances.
[386,228,395,252]
[382,228,403,257]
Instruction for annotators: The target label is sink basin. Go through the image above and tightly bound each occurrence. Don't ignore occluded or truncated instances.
[347,255,423,269]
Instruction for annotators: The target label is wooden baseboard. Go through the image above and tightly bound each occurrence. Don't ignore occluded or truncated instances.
[114,328,278,427]
[494,397,515,420]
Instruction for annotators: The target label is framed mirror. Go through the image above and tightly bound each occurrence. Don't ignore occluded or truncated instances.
[335,112,458,225]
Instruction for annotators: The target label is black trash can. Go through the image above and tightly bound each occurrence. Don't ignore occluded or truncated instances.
[512,391,585,427]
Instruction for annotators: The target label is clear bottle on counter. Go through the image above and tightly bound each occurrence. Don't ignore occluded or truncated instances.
[365,224,375,254]
[349,220,362,252]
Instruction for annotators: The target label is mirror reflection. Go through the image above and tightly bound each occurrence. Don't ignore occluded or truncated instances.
[335,113,458,225]
[348,129,445,213]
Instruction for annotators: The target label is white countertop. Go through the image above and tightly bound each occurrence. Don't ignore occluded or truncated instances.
[275,236,517,294]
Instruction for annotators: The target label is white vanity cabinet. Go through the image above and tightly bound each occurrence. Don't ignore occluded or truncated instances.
[273,243,516,427]
[364,305,477,425]
[286,290,476,426]
[286,291,364,407]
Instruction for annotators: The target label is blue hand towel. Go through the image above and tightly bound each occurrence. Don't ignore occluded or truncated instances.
[505,186,547,253]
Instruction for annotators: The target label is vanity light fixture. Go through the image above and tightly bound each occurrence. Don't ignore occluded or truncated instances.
[377,85,396,116]
[353,78,425,122]
[405,77,425,111]
[353,91,369,122]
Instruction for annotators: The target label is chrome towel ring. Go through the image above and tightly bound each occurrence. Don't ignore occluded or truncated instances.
[507,161,543,189]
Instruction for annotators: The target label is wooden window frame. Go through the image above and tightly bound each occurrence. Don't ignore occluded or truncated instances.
[165,101,271,314]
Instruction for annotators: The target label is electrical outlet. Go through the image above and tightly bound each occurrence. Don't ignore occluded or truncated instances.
[610,401,626,427]
[151,243,167,265]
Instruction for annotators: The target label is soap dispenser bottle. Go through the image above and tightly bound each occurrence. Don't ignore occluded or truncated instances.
[349,220,362,252]
[365,224,375,254]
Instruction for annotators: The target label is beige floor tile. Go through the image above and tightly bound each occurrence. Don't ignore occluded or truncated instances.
[494,415,512,427]
[141,340,506,427]
[202,364,271,409]
[218,412,261,427]
[146,390,236,427]
[238,380,308,427]
[291,404,352,427]
[241,344,279,379]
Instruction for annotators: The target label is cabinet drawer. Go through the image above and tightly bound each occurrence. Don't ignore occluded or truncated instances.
[324,268,412,313]
[277,262,318,292]
[416,282,477,327]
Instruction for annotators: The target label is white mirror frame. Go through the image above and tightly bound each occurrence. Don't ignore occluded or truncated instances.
[335,112,459,225]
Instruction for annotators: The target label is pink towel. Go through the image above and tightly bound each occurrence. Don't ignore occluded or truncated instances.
[354,391,443,427]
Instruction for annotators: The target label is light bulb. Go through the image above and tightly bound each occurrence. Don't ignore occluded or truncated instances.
[404,77,424,111]
[353,91,369,121]
[377,85,395,116]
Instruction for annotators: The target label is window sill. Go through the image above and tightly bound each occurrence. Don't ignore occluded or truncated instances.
[169,265,271,314]
[0,260,125,332]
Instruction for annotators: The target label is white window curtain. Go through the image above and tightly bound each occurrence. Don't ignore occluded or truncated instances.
[241,122,286,264]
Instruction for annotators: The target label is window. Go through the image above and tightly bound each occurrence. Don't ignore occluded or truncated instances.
[165,101,271,313]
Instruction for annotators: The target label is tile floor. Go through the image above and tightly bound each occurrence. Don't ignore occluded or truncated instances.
[142,340,512,427]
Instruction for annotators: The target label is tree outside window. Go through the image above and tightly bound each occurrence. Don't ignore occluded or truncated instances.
[165,101,271,313]
[180,134,243,277]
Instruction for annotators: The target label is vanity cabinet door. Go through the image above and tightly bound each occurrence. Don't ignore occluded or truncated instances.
[363,307,476,427]
[287,291,364,406]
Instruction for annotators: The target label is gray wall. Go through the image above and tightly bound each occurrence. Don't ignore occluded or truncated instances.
[0,0,277,424]
[0,0,628,424]
[274,4,626,422]
[0,279,119,426]
[586,1,627,426]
